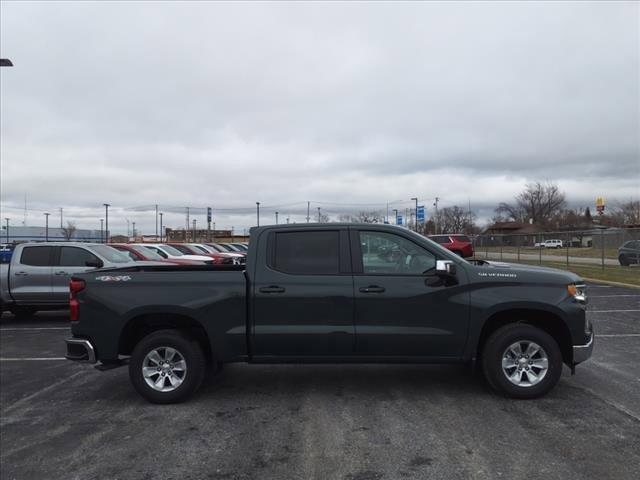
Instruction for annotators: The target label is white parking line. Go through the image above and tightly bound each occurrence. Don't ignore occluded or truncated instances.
[597,334,640,337]
[589,310,640,313]
[0,357,67,361]
[0,327,69,331]
[590,295,640,298]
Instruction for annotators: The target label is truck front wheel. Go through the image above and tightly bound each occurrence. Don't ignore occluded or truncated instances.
[481,324,563,399]
[129,329,206,404]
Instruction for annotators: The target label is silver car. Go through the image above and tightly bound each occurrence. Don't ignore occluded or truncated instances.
[1,242,142,318]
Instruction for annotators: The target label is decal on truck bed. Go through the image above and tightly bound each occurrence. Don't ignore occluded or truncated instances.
[95,275,132,282]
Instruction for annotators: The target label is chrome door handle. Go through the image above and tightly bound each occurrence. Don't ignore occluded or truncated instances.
[14,271,28,276]
[54,271,68,276]
[359,285,386,293]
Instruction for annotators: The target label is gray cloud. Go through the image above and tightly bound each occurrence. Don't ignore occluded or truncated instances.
[1,1,638,234]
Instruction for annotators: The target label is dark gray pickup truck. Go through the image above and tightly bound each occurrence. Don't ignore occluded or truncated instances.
[66,224,593,403]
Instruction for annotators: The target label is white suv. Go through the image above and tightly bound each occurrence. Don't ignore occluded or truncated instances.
[535,239,563,249]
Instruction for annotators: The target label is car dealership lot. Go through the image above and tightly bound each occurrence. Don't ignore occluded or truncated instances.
[1,284,639,480]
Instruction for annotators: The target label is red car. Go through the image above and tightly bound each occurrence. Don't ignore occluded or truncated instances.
[428,234,474,258]
[111,244,205,265]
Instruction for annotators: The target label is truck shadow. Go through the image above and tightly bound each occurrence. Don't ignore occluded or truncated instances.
[199,363,484,399]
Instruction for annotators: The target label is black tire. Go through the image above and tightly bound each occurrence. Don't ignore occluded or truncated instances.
[619,255,630,267]
[481,324,563,399]
[9,306,37,320]
[129,329,206,404]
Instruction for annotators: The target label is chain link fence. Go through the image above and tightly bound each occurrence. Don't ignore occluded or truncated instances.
[472,228,640,274]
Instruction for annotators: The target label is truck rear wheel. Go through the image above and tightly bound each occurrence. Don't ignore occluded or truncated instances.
[129,329,206,404]
[481,324,563,399]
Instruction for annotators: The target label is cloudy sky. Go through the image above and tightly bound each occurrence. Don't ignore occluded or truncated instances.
[1,1,638,234]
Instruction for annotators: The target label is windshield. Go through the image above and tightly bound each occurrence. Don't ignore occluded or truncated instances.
[158,245,184,256]
[89,245,132,263]
[192,245,213,254]
[131,245,164,260]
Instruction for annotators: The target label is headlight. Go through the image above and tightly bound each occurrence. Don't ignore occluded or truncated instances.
[567,283,587,304]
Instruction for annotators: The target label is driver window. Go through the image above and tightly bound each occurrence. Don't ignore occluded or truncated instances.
[359,231,436,275]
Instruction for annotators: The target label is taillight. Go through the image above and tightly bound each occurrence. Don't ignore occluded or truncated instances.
[69,279,86,322]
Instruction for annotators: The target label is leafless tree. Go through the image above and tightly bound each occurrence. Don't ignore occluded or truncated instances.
[61,221,77,241]
[496,182,566,226]
[434,206,477,234]
[338,211,384,223]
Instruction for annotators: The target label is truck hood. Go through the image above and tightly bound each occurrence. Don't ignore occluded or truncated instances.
[474,260,583,284]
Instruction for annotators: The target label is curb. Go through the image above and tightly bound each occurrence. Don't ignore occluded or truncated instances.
[582,277,640,290]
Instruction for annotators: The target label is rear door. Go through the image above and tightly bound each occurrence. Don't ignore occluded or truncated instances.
[9,245,55,303]
[351,229,469,358]
[51,246,102,302]
[251,228,355,358]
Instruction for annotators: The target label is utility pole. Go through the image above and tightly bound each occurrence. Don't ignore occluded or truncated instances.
[393,209,398,225]
[433,197,440,234]
[192,219,197,242]
[185,207,190,242]
[159,213,164,242]
[44,212,50,241]
[306,201,310,223]
[275,211,279,224]
[100,219,104,243]
[386,202,389,223]
[411,197,418,232]
[132,222,136,238]
[256,202,260,226]
[317,207,321,222]
[59,208,63,228]
[286,216,290,224]
[103,203,110,243]
[5,218,9,243]
[155,204,159,241]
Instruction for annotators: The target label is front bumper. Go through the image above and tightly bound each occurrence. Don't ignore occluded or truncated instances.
[573,332,594,364]
[65,337,96,364]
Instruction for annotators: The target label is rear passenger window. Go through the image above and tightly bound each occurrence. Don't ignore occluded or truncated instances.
[20,246,54,266]
[59,247,100,267]
[272,231,340,275]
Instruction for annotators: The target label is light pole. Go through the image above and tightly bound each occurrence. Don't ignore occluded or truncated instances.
[100,219,104,243]
[306,201,310,223]
[393,209,398,225]
[159,213,164,242]
[103,203,110,243]
[411,197,418,232]
[275,211,279,224]
[192,219,197,242]
[59,208,63,228]
[44,212,50,241]
[317,207,321,222]
[4,218,9,243]
[433,197,439,234]
[132,222,136,238]
[256,202,260,226]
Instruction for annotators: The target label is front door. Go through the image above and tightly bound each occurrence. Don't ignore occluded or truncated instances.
[352,229,469,358]
[51,246,102,302]
[252,228,354,358]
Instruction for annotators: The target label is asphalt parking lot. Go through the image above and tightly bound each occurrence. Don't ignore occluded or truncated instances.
[1,283,639,480]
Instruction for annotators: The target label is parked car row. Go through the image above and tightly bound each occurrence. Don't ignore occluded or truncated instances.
[0,241,249,317]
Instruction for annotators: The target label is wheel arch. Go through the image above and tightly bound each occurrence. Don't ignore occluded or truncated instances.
[476,308,573,365]
[118,313,213,362]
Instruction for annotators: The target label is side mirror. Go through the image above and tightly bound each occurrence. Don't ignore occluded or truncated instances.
[436,260,456,276]
[85,260,103,268]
